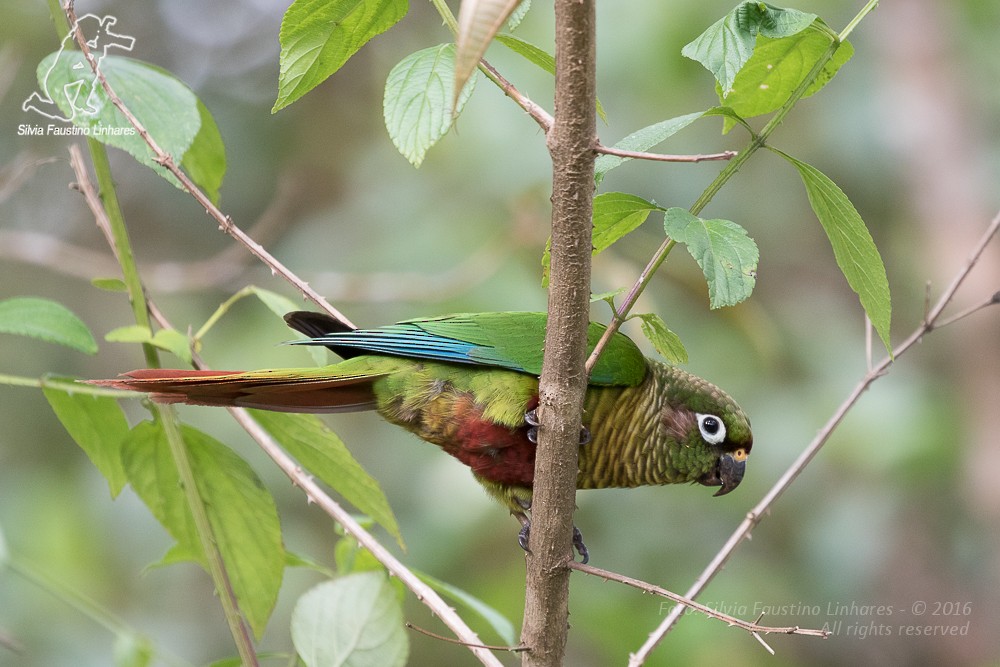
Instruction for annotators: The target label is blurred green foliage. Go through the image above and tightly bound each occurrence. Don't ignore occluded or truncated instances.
[1,1,999,665]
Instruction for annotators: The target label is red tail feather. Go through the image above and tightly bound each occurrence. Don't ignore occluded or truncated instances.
[87,369,380,413]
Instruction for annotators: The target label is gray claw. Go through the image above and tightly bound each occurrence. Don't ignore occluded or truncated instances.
[572,526,590,564]
[524,408,590,447]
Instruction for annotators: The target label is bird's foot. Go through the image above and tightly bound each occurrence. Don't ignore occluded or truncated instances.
[572,525,590,565]
[514,512,590,565]
[524,408,590,446]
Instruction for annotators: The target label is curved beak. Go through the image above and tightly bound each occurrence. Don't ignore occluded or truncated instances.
[698,449,747,496]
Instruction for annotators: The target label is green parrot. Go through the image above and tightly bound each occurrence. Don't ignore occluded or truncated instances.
[92,311,752,561]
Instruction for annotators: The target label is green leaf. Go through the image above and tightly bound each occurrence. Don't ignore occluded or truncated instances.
[703,105,753,134]
[415,570,516,645]
[590,287,627,306]
[105,324,153,344]
[775,152,891,350]
[122,422,284,639]
[663,208,759,308]
[91,277,128,292]
[150,329,193,364]
[494,34,607,123]
[717,22,853,133]
[634,313,688,364]
[249,410,403,547]
[104,325,191,362]
[454,0,522,108]
[541,193,661,286]
[113,633,154,667]
[33,53,223,194]
[593,192,663,253]
[507,0,530,30]
[0,297,97,354]
[123,422,200,560]
[334,538,386,575]
[542,192,664,287]
[682,2,817,93]
[594,112,704,185]
[292,573,408,667]
[43,384,129,496]
[495,34,553,71]
[274,0,408,112]
[180,100,227,205]
[248,286,301,320]
[384,44,476,167]
[247,287,327,365]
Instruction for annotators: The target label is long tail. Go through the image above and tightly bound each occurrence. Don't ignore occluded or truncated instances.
[87,367,384,413]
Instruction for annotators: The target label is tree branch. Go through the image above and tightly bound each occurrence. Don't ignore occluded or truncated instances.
[594,145,736,164]
[630,207,1000,665]
[520,1,597,665]
[567,561,829,644]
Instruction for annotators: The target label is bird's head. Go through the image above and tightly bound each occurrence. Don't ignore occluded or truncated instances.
[658,368,752,496]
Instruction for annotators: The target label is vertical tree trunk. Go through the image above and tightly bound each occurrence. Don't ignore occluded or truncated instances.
[520,0,597,665]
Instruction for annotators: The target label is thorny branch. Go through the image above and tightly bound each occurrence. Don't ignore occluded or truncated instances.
[568,560,829,653]
[630,208,1000,665]
[66,144,505,667]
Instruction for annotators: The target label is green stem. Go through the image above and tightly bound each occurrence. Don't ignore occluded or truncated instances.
[45,0,68,40]
[428,0,460,34]
[6,553,191,666]
[158,408,259,665]
[0,373,132,397]
[7,555,130,636]
[86,139,160,369]
[193,286,254,341]
[840,0,879,42]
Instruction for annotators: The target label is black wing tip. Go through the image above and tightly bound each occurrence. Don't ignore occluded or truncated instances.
[284,311,356,337]
[284,311,362,359]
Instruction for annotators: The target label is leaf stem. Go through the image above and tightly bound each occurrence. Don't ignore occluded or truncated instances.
[158,409,260,665]
[839,0,879,42]
[0,373,132,397]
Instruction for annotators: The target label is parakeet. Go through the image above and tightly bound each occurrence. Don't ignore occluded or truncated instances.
[91,311,752,561]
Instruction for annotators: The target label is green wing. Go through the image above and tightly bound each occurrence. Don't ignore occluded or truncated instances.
[294,312,647,386]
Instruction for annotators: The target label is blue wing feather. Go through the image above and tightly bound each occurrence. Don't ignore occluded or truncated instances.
[288,322,530,372]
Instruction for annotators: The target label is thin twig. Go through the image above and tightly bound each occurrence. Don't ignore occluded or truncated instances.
[405,623,528,652]
[594,145,737,163]
[630,208,1000,665]
[864,314,873,372]
[63,0,355,329]
[567,561,829,642]
[477,59,554,132]
[932,292,1000,330]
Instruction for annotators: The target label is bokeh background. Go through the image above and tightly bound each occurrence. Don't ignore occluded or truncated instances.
[1,0,998,665]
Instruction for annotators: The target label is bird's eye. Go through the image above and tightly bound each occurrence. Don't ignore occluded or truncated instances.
[696,413,726,445]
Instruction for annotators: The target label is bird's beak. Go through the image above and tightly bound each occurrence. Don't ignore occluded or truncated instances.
[699,449,748,496]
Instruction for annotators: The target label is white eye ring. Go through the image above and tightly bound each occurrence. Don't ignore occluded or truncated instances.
[696,413,726,445]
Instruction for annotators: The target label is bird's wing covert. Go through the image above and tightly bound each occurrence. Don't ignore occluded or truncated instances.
[290,312,646,386]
